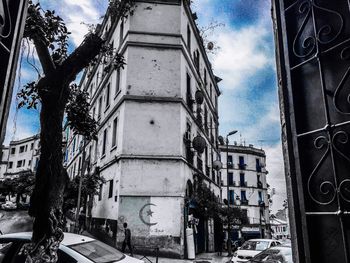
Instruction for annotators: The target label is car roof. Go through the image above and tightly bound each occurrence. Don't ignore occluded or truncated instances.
[0,232,95,246]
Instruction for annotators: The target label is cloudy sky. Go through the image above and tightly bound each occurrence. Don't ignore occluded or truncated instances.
[4,0,286,213]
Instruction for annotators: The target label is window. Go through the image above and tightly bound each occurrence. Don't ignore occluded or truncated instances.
[239,156,245,169]
[119,19,124,46]
[256,158,261,172]
[241,190,247,201]
[229,190,235,205]
[258,191,263,203]
[108,180,113,198]
[240,173,246,187]
[99,184,103,201]
[72,138,76,153]
[19,146,25,153]
[228,172,234,186]
[102,129,107,156]
[8,162,13,169]
[73,163,76,176]
[10,147,15,155]
[17,160,22,168]
[227,155,233,168]
[112,117,118,147]
[28,160,31,166]
[204,68,207,87]
[186,73,192,109]
[115,68,120,95]
[210,83,212,99]
[92,107,95,119]
[30,143,34,150]
[78,157,81,172]
[105,83,110,109]
[193,50,200,70]
[187,24,191,51]
[25,145,28,151]
[98,96,103,119]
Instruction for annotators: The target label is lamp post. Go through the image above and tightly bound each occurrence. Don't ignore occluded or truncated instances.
[226,130,237,256]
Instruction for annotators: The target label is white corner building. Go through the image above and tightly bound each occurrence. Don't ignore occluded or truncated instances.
[219,143,271,240]
[64,0,222,258]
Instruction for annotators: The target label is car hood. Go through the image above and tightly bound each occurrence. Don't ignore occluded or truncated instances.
[237,249,262,257]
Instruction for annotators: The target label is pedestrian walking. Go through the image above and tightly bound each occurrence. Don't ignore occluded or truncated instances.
[122,222,133,256]
[78,212,86,234]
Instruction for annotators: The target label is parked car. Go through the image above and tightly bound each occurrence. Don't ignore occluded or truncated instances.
[1,201,17,210]
[0,232,144,263]
[231,239,282,263]
[247,244,293,263]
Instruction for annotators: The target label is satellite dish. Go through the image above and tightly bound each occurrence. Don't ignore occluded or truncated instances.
[207,42,214,50]
[195,90,204,105]
[212,160,223,171]
[192,135,206,154]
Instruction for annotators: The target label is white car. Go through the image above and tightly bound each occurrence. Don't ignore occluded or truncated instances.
[1,201,17,210]
[0,232,144,263]
[231,239,282,263]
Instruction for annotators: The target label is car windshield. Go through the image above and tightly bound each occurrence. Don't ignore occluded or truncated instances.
[241,241,270,251]
[69,240,125,263]
[252,247,293,263]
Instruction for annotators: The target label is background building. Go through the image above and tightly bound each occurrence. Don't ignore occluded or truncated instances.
[270,217,289,240]
[64,0,222,258]
[219,143,270,240]
[0,135,40,180]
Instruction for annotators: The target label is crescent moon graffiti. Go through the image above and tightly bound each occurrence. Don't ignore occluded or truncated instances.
[139,203,157,226]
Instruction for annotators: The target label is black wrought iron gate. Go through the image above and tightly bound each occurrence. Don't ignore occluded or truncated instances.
[272,1,350,262]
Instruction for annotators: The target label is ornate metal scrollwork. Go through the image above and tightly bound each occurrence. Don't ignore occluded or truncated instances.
[308,131,350,205]
[292,0,343,59]
[0,0,12,53]
[307,135,336,205]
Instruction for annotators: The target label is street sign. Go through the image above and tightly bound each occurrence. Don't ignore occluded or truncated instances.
[0,0,28,145]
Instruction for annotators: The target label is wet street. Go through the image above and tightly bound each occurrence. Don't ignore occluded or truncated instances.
[0,210,32,234]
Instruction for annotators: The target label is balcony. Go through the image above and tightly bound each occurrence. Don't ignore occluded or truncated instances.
[238,163,246,170]
[197,157,203,171]
[241,199,249,205]
[240,181,247,187]
[205,165,210,177]
[256,165,262,172]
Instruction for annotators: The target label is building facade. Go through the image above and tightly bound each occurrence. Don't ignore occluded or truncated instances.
[64,0,221,258]
[270,217,289,240]
[0,135,40,180]
[219,143,270,241]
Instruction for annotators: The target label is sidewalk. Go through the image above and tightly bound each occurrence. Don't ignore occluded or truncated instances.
[132,252,231,263]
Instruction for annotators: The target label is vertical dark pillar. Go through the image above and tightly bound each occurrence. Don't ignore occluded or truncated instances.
[0,0,28,146]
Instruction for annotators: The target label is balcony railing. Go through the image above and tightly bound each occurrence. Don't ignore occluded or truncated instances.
[205,165,210,176]
[257,181,263,188]
[241,199,249,205]
[186,146,194,165]
[238,163,246,170]
[227,162,234,169]
[256,165,262,172]
[240,181,247,187]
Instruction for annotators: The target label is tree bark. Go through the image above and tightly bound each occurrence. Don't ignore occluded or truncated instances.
[26,83,69,262]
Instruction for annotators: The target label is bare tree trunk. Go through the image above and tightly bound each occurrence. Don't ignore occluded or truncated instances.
[26,87,69,262]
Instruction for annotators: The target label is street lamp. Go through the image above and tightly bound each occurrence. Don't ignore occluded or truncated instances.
[226,130,237,256]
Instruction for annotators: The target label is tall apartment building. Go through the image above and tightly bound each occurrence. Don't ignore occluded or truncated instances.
[219,143,271,240]
[64,0,221,257]
[0,135,40,180]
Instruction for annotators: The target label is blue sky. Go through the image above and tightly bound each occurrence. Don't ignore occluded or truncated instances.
[4,0,286,213]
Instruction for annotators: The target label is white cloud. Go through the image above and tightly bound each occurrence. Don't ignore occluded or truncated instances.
[61,0,101,46]
[212,25,273,91]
